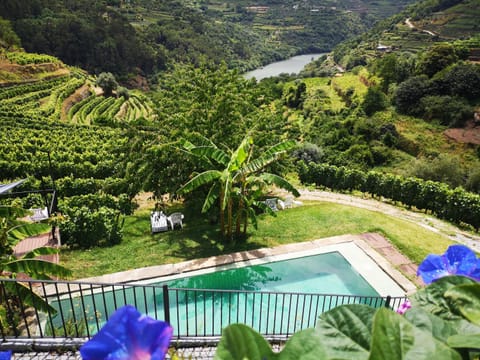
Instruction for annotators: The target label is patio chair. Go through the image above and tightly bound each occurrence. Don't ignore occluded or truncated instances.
[283,195,294,209]
[265,198,279,212]
[29,207,49,222]
[167,212,184,230]
[284,195,303,208]
[151,211,168,233]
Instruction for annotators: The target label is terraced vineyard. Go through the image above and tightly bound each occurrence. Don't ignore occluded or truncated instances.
[0,53,157,125]
[68,91,155,125]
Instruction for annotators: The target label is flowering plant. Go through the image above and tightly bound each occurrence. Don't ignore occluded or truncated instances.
[417,244,480,284]
[80,305,172,360]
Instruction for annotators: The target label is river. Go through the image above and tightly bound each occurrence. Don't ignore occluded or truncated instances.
[244,53,326,81]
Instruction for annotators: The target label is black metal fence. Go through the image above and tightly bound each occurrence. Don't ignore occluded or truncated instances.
[0,278,407,341]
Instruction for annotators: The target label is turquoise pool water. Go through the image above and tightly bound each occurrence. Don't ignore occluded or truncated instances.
[48,251,381,337]
[161,251,379,295]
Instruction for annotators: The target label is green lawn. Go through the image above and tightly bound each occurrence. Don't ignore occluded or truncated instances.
[60,202,453,279]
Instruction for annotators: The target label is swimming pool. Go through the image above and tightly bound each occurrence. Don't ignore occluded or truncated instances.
[47,241,407,337]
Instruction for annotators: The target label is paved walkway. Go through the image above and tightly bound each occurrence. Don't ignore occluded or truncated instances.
[13,229,60,264]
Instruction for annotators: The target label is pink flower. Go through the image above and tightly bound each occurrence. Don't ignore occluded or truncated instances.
[396,299,411,315]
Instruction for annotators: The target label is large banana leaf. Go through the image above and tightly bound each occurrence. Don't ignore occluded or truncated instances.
[8,222,51,243]
[227,136,252,172]
[2,281,56,314]
[258,140,296,161]
[258,173,300,197]
[3,257,72,280]
[202,183,220,213]
[243,140,296,174]
[0,206,28,219]
[178,170,222,194]
[189,146,230,167]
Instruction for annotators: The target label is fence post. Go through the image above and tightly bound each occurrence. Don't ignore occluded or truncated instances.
[162,285,170,324]
[384,295,391,309]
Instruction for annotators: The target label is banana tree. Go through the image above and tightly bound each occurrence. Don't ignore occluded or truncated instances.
[0,206,71,328]
[178,135,299,240]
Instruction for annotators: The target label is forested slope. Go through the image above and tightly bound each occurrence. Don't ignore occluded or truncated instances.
[0,0,415,81]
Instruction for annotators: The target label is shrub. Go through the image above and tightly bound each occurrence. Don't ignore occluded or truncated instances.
[408,154,465,188]
[420,95,472,127]
[466,167,480,194]
[361,86,388,116]
[299,162,480,230]
[117,86,130,100]
[59,206,123,249]
[292,143,324,164]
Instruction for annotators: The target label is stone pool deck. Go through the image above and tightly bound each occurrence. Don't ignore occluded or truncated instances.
[76,232,418,295]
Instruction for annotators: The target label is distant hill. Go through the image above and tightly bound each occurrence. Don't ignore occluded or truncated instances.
[329,0,480,69]
[0,0,415,81]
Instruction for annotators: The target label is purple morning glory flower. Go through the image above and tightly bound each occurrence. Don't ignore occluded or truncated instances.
[417,244,480,284]
[80,305,173,360]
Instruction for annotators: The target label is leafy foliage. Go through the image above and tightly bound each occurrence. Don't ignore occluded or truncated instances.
[0,205,71,333]
[179,135,299,241]
[215,276,480,360]
[299,162,480,230]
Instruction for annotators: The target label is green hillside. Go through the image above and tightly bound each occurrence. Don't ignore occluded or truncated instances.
[330,0,480,69]
[0,0,416,80]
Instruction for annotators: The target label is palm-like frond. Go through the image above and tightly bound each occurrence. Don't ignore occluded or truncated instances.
[0,206,28,219]
[227,136,252,172]
[178,170,222,194]
[242,140,296,174]
[259,173,300,197]
[4,257,72,280]
[8,223,51,243]
[21,247,60,259]
[3,281,56,314]
[259,140,296,160]
[189,146,230,167]
[202,183,220,213]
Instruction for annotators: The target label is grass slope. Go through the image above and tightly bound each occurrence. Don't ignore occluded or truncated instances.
[61,202,453,279]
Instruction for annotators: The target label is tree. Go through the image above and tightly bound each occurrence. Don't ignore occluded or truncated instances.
[394,75,430,116]
[178,135,299,241]
[417,43,459,78]
[0,17,21,49]
[1,206,71,322]
[361,86,388,116]
[96,72,118,97]
[442,63,480,101]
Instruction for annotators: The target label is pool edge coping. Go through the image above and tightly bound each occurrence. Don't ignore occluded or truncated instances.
[77,233,417,296]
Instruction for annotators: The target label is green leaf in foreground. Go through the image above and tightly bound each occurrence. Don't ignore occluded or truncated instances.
[369,308,462,360]
[404,307,458,343]
[314,304,374,359]
[278,328,328,360]
[411,276,476,320]
[214,324,275,360]
[447,334,480,350]
[445,283,480,326]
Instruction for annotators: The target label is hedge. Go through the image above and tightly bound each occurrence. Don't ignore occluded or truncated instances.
[298,162,480,230]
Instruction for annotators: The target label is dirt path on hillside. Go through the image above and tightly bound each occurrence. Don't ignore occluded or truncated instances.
[278,188,480,250]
